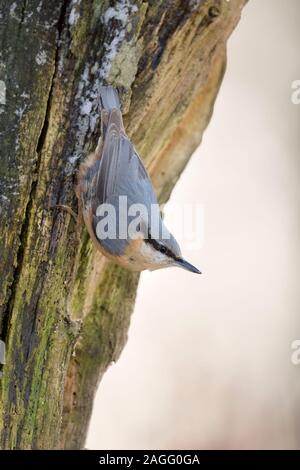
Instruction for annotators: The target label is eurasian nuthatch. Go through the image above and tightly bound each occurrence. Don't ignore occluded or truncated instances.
[77,86,200,274]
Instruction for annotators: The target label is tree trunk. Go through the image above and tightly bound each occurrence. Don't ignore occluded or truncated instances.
[0,0,246,449]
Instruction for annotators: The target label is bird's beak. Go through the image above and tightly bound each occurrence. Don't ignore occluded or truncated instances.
[175,258,201,274]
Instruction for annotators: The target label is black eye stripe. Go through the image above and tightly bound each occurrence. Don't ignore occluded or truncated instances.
[145,231,177,260]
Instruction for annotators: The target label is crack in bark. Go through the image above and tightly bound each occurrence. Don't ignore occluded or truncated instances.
[0,0,70,365]
[1,0,72,449]
[20,0,27,24]
[17,0,28,37]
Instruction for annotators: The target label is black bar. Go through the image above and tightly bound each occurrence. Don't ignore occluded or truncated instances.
[0,450,299,466]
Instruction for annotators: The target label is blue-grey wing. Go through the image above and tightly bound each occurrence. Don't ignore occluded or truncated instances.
[95,113,157,208]
[88,111,159,254]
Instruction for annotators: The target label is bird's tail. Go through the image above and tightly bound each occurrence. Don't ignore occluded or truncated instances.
[99,86,120,111]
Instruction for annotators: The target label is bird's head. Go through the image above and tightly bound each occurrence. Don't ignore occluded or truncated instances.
[121,222,201,274]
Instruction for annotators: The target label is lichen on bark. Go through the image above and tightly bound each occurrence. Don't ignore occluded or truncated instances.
[0,0,247,449]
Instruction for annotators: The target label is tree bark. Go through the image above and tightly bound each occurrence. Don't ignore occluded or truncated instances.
[0,0,246,449]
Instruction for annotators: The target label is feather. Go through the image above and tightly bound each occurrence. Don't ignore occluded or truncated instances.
[79,87,159,256]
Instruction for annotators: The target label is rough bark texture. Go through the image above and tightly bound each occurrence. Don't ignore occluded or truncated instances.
[0,0,246,449]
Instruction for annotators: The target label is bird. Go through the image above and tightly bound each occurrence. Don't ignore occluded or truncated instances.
[76,86,201,274]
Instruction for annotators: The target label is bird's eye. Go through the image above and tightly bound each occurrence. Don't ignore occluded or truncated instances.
[160,245,167,254]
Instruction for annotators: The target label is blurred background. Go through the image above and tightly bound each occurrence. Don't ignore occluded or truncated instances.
[87,0,300,449]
